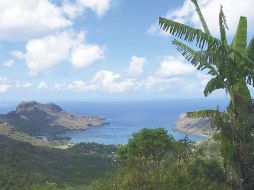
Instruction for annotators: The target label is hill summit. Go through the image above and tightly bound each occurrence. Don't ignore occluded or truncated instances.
[0,101,106,135]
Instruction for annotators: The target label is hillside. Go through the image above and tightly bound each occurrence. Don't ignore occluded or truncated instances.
[0,135,117,190]
[0,101,106,136]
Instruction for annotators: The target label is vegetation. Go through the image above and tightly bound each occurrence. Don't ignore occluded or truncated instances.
[0,123,70,147]
[159,0,254,189]
[85,129,228,190]
[0,127,229,190]
[0,135,116,190]
[118,128,178,162]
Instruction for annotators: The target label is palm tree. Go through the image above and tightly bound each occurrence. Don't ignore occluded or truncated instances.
[159,0,254,189]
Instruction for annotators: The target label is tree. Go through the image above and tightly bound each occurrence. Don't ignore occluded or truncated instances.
[118,128,178,163]
[159,0,254,189]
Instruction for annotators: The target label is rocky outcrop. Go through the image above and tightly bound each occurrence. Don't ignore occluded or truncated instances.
[0,101,106,135]
[173,113,213,136]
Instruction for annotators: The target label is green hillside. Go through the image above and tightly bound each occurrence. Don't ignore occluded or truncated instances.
[0,135,116,190]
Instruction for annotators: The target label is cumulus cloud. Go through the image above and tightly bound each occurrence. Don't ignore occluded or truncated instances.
[0,0,112,41]
[0,77,11,93]
[144,76,182,90]
[0,84,10,93]
[54,83,67,92]
[67,80,87,91]
[147,22,169,37]
[22,31,104,75]
[0,0,71,41]
[62,0,111,18]
[148,0,254,37]
[8,52,211,96]
[155,56,194,78]
[92,70,135,93]
[71,44,104,68]
[46,58,209,94]
[37,81,48,90]
[2,60,14,67]
[24,32,73,75]
[127,56,146,77]
[16,81,33,88]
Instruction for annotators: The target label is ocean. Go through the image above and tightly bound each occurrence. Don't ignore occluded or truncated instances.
[0,99,228,145]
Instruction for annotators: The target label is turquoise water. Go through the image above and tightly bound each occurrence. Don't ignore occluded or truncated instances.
[57,99,227,144]
[0,99,228,145]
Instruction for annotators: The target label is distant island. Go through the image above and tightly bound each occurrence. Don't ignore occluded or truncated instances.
[173,113,213,137]
[0,101,107,145]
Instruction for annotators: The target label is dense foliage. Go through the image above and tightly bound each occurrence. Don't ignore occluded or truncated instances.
[85,129,228,190]
[0,128,230,190]
[118,128,178,162]
[0,135,116,190]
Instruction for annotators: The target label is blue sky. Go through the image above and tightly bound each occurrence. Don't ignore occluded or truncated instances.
[0,0,253,101]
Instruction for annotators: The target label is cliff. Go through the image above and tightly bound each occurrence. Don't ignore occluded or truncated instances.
[0,101,106,135]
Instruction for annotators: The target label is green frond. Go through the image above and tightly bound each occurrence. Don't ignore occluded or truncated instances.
[246,37,254,63]
[187,110,230,121]
[232,80,251,100]
[219,5,228,43]
[172,39,219,76]
[204,77,225,97]
[159,17,220,49]
[187,110,219,119]
[245,37,254,86]
[190,0,211,35]
[230,16,247,61]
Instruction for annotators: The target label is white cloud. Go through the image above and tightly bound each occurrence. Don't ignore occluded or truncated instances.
[190,0,254,36]
[71,44,104,68]
[62,1,83,19]
[144,76,182,90]
[155,56,194,78]
[62,0,111,18]
[54,83,67,92]
[92,70,134,93]
[67,80,86,91]
[127,56,146,77]
[78,0,111,17]
[167,0,194,24]
[37,81,48,90]
[0,77,11,93]
[2,60,14,67]
[21,82,33,88]
[0,84,10,93]
[0,0,71,41]
[0,0,112,41]
[147,22,169,37]
[74,56,203,94]
[16,81,32,88]
[148,0,254,37]
[23,31,104,75]
[24,32,74,75]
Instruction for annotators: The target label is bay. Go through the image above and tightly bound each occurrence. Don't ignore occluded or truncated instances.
[58,99,228,144]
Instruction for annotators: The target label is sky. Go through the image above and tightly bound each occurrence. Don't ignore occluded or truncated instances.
[0,0,253,101]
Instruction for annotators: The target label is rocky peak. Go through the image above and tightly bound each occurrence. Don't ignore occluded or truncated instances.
[16,101,63,114]
[46,103,63,113]
[16,101,40,113]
